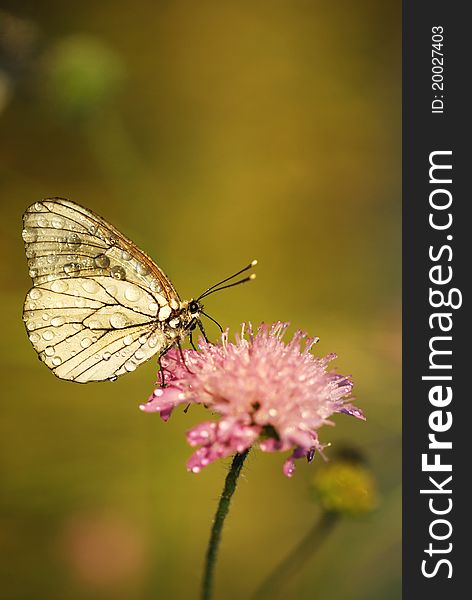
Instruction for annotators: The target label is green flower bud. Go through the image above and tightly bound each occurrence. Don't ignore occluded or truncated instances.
[309,458,377,517]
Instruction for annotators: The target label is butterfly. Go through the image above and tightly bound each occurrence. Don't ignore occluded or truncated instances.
[22,198,256,383]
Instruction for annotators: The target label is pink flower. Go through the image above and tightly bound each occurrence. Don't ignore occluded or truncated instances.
[140,322,365,477]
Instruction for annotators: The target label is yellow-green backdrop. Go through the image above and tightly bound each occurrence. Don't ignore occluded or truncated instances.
[1,1,400,598]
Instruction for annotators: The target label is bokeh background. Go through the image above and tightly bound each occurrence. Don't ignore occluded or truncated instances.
[0,1,400,599]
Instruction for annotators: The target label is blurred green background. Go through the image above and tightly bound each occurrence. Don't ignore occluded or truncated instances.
[0,1,400,599]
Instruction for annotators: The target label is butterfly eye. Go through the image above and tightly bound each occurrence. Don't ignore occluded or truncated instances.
[189,301,200,314]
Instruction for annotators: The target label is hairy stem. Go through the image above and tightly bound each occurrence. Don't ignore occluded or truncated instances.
[201,449,250,600]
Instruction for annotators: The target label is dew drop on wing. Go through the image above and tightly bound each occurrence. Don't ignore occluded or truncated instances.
[51,280,68,293]
[124,286,141,302]
[66,233,81,247]
[52,217,65,229]
[109,313,127,329]
[22,228,37,243]
[136,263,149,276]
[94,254,110,269]
[82,280,99,294]
[64,263,81,275]
[111,265,126,280]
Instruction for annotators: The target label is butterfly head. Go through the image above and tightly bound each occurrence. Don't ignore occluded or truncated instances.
[178,298,203,332]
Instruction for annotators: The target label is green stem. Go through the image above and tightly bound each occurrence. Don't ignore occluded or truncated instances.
[252,511,338,599]
[201,449,250,600]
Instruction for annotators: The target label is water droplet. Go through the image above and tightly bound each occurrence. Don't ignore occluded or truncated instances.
[66,232,81,247]
[42,330,54,341]
[51,280,68,293]
[109,375,118,382]
[103,352,111,361]
[136,263,149,276]
[148,336,158,348]
[154,293,167,306]
[37,216,48,228]
[29,333,40,343]
[64,262,81,275]
[34,202,44,211]
[123,335,134,346]
[22,228,37,243]
[109,313,127,328]
[111,265,126,280]
[121,250,132,261]
[73,323,81,331]
[135,349,145,361]
[124,286,141,302]
[148,302,158,313]
[150,280,162,292]
[44,346,55,356]
[42,313,49,321]
[29,269,38,278]
[124,360,136,372]
[52,356,62,366]
[87,319,102,330]
[52,216,65,229]
[94,253,110,269]
[89,224,98,235]
[108,236,117,245]
[82,280,99,294]
[51,317,64,327]
[26,322,35,330]
[80,338,92,349]
[139,335,147,344]
[29,289,42,300]
[159,305,171,320]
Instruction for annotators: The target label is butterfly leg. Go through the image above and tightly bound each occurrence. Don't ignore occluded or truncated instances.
[189,330,197,351]
[157,354,166,387]
[197,319,210,343]
[176,339,193,374]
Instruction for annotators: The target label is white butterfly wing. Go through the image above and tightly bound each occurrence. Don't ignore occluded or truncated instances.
[22,199,180,383]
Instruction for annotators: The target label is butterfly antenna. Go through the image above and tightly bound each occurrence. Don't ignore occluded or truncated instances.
[201,311,224,333]
[197,260,257,300]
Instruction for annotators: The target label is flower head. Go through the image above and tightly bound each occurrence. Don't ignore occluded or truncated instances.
[140,322,365,476]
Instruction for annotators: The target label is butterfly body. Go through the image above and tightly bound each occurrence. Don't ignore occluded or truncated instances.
[22,199,201,383]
